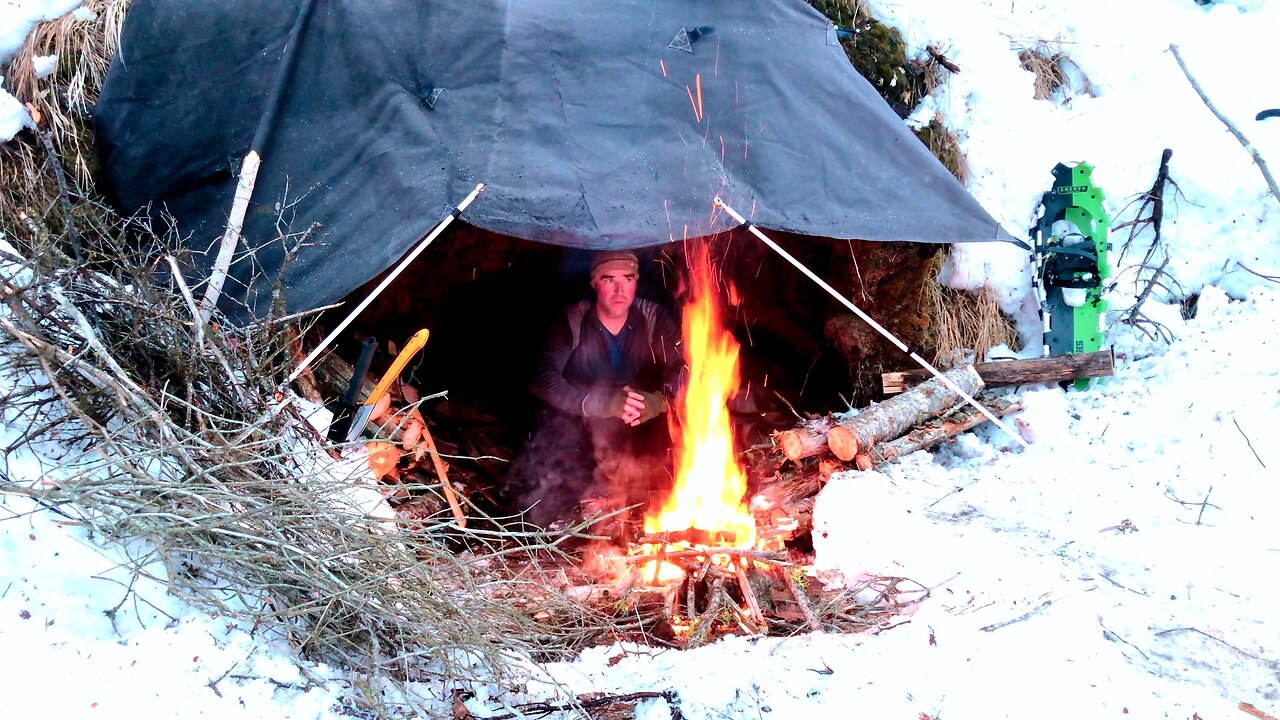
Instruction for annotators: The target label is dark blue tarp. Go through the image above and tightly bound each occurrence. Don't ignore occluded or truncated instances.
[95,0,1018,323]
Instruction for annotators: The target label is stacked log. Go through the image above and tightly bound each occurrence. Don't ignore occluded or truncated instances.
[755,365,1022,541]
[881,349,1113,395]
[827,365,983,462]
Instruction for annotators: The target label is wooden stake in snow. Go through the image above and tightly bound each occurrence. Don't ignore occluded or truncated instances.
[199,0,316,322]
[713,197,1029,450]
[828,365,983,461]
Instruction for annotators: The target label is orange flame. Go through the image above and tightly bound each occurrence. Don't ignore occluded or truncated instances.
[644,244,754,561]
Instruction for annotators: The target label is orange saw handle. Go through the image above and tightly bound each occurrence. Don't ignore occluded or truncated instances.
[363,329,429,407]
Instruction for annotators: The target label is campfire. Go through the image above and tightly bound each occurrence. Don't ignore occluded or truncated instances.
[567,242,837,644]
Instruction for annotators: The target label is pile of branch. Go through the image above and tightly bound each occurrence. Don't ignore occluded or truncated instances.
[0,230,630,704]
[755,365,1023,540]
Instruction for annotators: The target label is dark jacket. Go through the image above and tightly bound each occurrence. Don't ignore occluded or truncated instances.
[530,297,683,416]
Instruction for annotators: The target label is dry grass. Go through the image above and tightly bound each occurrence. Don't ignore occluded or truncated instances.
[923,254,1019,367]
[1018,44,1092,102]
[4,0,129,187]
[915,115,970,185]
[2,1,131,267]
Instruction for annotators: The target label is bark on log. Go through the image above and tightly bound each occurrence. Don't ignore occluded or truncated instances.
[310,351,375,404]
[881,349,1113,395]
[775,418,832,462]
[828,365,983,461]
[867,397,1023,467]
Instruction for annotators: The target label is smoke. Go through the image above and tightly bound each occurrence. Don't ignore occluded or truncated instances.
[505,408,672,530]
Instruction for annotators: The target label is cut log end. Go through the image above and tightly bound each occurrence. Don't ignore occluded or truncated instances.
[827,425,858,462]
[777,430,806,461]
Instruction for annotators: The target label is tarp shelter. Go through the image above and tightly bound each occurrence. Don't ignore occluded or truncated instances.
[94,0,1019,325]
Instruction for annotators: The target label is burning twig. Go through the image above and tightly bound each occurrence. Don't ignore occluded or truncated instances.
[624,547,790,566]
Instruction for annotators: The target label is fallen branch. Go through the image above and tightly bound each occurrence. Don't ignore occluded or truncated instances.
[980,599,1053,632]
[1170,44,1280,207]
[468,690,683,720]
[780,568,821,632]
[1239,702,1280,720]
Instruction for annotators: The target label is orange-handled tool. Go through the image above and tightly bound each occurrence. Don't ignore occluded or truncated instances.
[345,329,429,443]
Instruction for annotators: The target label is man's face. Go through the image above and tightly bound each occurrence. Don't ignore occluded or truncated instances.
[592,269,638,319]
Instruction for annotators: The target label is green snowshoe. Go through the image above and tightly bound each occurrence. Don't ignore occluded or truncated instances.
[1030,162,1112,388]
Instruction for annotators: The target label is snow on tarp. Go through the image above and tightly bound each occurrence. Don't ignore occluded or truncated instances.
[93,0,1019,324]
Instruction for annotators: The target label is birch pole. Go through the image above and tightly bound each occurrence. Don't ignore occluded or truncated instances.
[199,0,317,321]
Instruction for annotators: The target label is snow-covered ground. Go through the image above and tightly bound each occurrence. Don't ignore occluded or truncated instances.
[2,0,1278,718]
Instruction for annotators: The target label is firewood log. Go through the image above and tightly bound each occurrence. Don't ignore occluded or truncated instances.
[828,365,983,461]
[286,325,323,403]
[881,349,1113,395]
[867,398,1023,466]
[775,417,832,462]
[310,351,375,403]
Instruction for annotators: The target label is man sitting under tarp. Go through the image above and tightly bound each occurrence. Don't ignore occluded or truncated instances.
[506,251,684,531]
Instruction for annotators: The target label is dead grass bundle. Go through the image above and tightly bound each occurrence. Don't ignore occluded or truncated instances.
[914,115,970,185]
[1018,44,1092,102]
[923,255,1019,367]
[4,0,129,187]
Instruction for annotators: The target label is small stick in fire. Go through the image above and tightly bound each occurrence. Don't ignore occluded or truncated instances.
[735,563,768,630]
[625,547,792,566]
[687,557,714,622]
[689,577,727,648]
[781,566,822,632]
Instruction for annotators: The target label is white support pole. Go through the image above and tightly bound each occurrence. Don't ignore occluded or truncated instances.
[714,196,1029,449]
[285,183,485,385]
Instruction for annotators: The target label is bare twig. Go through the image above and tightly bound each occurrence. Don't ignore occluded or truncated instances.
[1231,414,1266,468]
[467,690,683,720]
[1169,44,1280,207]
[1155,626,1277,670]
[1101,623,1152,662]
[1235,262,1280,283]
[979,599,1053,632]
[33,128,83,265]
